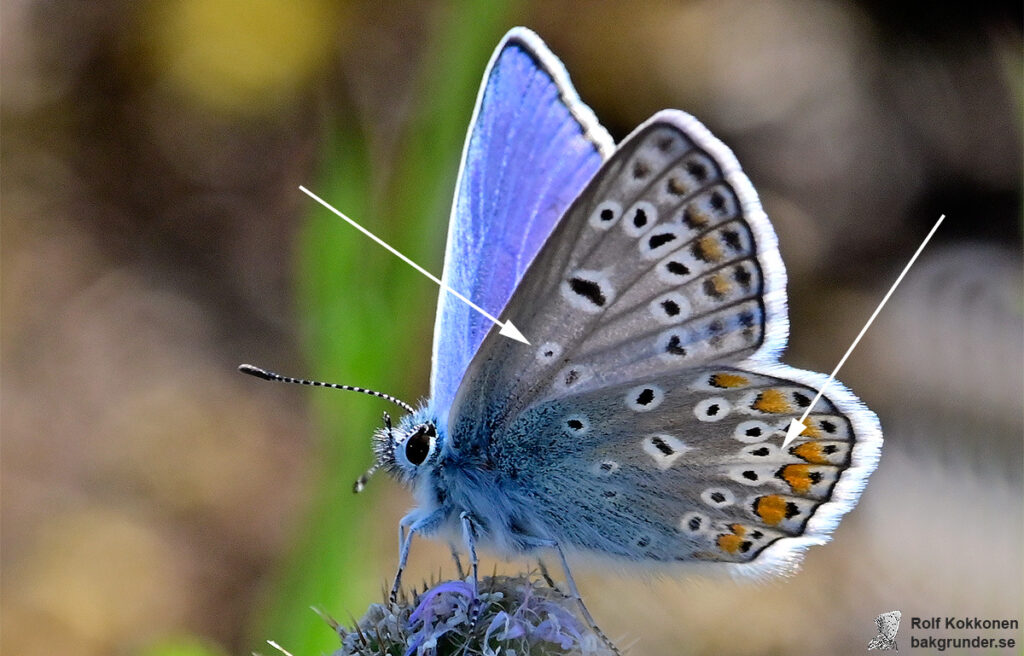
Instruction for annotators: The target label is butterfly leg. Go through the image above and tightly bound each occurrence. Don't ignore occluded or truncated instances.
[459,511,484,625]
[532,538,620,655]
[448,541,465,579]
[537,558,559,590]
[458,511,480,596]
[390,509,446,603]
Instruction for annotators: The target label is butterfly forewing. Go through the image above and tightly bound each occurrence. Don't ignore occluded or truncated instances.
[430,29,613,414]
[449,111,880,573]
[453,113,783,420]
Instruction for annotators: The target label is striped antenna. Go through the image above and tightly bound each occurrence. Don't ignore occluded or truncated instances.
[238,364,415,414]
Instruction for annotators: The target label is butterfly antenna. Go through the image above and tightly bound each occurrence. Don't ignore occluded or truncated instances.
[238,364,415,414]
[353,462,380,494]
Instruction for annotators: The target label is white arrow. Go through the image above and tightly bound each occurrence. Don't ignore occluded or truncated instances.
[783,214,946,448]
[299,185,530,345]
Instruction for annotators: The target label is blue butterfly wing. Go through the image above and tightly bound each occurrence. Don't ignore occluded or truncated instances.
[430,28,614,416]
[448,112,881,574]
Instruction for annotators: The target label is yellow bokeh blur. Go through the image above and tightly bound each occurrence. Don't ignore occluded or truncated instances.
[146,0,343,113]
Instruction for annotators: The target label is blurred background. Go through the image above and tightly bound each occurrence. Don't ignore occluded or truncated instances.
[2,1,1021,655]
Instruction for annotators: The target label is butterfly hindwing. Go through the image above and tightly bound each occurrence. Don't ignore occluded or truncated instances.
[430,28,614,414]
[488,364,879,572]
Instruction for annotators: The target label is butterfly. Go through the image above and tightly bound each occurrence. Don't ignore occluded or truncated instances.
[867,610,901,650]
[243,27,881,653]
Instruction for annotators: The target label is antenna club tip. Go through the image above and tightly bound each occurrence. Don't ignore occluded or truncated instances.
[238,364,273,380]
[353,480,366,494]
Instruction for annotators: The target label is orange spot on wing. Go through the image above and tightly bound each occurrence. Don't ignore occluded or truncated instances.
[752,389,791,414]
[799,421,821,439]
[730,523,746,536]
[717,534,744,554]
[712,273,731,295]
[699,236,723,262]
[755,495,787,525]
[710,373,749,388]
[779,464,814,493]
[792,442,827,464]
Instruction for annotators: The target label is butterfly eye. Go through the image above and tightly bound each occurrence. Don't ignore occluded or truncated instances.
[404,424,435,466]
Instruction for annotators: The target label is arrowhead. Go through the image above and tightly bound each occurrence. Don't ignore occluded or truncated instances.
[498,321,530,345]
[782,419,806,449]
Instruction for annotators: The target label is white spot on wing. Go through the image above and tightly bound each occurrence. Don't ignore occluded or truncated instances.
[701,487,736,508]
[694,397,732,422]
[625,384,665,411]
[733,420,775,443]
[588,200,622,230]
[679,511,709,535]
[535,341,563,364]
[622,200,658,237]
[561,269,615,313]
[649,291,691,325]
[641,434,690,470]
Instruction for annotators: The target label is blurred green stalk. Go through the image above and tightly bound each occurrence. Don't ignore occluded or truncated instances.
[253,4,511,655]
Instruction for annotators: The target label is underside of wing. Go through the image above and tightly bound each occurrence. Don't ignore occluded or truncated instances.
[430,28,613,415]
[450,111,789,432]
[490,364,881,576]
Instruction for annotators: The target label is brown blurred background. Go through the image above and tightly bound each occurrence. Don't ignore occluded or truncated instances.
[2,2,1021,655]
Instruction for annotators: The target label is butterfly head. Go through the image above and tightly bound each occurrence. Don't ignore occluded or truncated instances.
[361,407,442,491]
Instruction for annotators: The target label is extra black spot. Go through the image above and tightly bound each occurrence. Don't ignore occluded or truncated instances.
[632,208,648,228]
[793,392,811,408]
[650,435,674,455]
[686,160,708,181]
[703,278,724,299]
[636,388,656,406]
[599,462,615,473]
[687,516,702,531]
[566,418,584,431]
[710,491,726,503]
[739,541,753,553]
[809,471,823,484]
[746,427,763,438]
[821,420,837,434]
[823,444,839,455]
[600,208,615,222]
[710,191,726,212]
[742,470,758,481]
[569,277,606,306]
[709,335,723,348]
[637,535,651,547]
[739,311,756,328]
[750,530,764,539]
[648,232,677,250]
[708,319,725,334]
[633,160,651,179]
[665,335,687,356]
[666,260,690,276]
[785,502,800,519]
[564,369,580,386]
[602,490,617,498]
[543,349,554,357]
[705,403,721,417]
[733,266,752,289]
[661,299,681,316]
[723,229,742,251]
[656,136,674,152]
[667,177,687,196]
[750,446,770,456]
